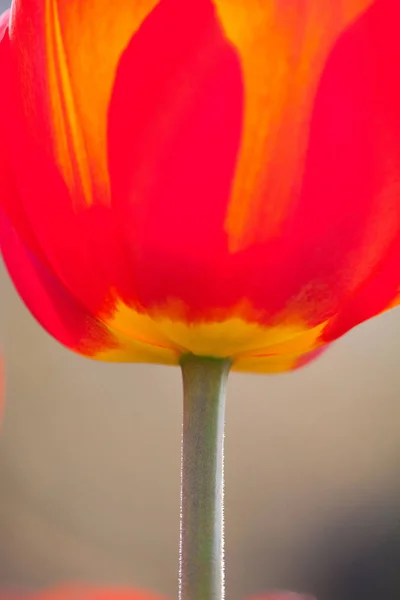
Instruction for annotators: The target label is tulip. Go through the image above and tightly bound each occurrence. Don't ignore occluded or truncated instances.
[1,2,400,600]
[1,0,400,374]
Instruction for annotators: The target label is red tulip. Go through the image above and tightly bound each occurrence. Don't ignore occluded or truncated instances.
[1,1,399,373]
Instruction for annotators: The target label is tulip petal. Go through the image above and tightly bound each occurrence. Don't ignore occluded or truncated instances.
[0,27,51,269]
[217,0,374,250]
[290,0,400,329]
[223,0,400,333]
[0,208,178,365]
[107,0,243,315]
[0,31,137,321]
[322,236,400,342]
[9,0,159,208]
[105,0,334,369]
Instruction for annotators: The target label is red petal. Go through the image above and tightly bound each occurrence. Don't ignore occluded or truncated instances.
[0,31,135,319]
[0,206,180,363]
[0,206,116,357]
[236,0,400,329]
[107,0,243,315]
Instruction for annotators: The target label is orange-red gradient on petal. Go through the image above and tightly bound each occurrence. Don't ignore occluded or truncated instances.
[1,0,400,372]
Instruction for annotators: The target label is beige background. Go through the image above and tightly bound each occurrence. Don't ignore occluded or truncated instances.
[1,244,400,600]
[2,3,400,598]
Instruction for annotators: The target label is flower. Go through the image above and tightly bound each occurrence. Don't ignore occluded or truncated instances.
[1,1,400,373]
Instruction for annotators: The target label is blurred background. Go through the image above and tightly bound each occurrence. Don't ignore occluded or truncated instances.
[2,2,400,599]
[3,257,400,600]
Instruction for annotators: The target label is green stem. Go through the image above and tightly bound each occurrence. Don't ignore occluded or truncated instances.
[179,355,231,600]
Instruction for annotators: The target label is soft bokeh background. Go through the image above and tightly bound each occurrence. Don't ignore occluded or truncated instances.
[2,3,400,599]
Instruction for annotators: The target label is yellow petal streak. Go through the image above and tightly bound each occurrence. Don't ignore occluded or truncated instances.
[215,0,374,251]
[45,0,94,208]
[43,0,159,208]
